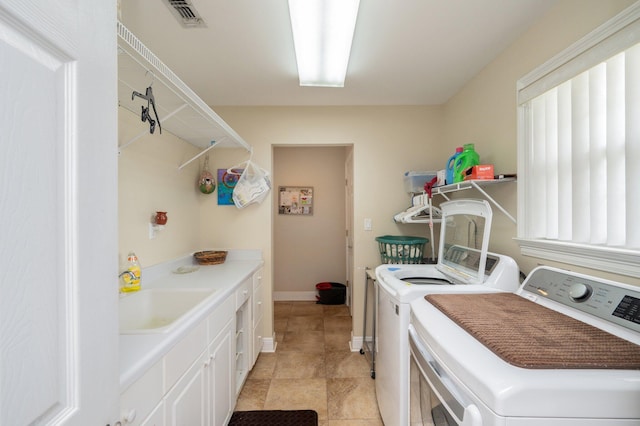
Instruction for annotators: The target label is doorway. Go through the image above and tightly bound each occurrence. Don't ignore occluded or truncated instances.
[273,145,354,303]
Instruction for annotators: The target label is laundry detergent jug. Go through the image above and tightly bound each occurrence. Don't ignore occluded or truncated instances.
[453,143,480,183]
[445,147,463,185]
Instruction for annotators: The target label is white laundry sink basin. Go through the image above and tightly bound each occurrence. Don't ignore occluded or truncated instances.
[119,288,215,334]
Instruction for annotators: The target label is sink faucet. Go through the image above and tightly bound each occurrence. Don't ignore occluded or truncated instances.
[119,270,136,280]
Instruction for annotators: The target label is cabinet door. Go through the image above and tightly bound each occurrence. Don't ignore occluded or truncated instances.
[251,268,264,366]
[209,320,234,426]
[140,401,164,426]
[164,352,208,426]
[252,269,264,326]
[120,361,163,426]
[252,316,263,367]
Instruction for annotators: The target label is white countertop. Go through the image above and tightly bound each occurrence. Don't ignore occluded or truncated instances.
[119,250,263,391]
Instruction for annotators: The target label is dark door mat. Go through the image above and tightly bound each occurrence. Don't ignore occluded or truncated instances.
[229,410,318,426]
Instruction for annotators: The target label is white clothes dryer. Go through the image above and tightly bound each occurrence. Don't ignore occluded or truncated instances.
[409,266,640,425]
[374,199,520,426]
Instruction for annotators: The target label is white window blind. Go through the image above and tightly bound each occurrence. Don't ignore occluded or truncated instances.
[517,3,640,277]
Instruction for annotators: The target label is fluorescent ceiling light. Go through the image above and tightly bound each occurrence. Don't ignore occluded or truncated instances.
[288,0,360,87]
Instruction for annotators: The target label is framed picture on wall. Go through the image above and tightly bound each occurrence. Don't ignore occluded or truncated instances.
[278,186,313,215]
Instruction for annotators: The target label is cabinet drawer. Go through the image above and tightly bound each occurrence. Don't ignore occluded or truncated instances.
[208,294,234,342]
[163,320,207,392]
[253,285,264,326]
[253,320,263,364]
[121,360,163,426]
[252,270,263,291]
[235,278,251,309]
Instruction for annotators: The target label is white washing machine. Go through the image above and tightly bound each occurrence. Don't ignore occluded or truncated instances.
[409,266,640,425]
[375,199,520,426]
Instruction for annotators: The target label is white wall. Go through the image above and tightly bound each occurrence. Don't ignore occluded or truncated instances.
[117,0,640,347]
[443,0,640,286]
[118,108,202,268]
[211,106,444,337]
[273,146,348,299]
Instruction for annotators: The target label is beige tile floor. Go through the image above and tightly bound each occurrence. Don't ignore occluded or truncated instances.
[235,301,383,425]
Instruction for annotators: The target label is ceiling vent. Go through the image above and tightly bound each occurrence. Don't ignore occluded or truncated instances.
[163,0,206,27]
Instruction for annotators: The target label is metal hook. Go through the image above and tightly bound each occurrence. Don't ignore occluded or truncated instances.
[140,105,157,134]
[132,85,162,134]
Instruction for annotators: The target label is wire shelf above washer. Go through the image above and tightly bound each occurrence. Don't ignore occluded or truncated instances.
[395,178,516,224]
[433,178,516,223]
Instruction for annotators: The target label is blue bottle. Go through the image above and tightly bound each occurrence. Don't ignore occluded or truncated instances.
[445,147,463,185]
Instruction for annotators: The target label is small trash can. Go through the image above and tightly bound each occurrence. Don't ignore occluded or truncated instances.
[315,282,346,305]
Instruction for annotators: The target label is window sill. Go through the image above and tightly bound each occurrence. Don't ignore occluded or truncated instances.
[515,238,640,278]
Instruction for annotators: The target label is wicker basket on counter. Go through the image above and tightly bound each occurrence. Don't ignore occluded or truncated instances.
[193,250,227,265]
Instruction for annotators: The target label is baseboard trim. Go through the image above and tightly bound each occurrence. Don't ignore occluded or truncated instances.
[261,331,359,353]
[273,291,317,301]
[260,334,277,353]
[350,332,363,352]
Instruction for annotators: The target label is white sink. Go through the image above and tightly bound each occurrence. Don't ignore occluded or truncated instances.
[119,288,215,334]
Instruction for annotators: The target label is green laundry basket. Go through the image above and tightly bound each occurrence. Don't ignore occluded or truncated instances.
[375,235,428,264]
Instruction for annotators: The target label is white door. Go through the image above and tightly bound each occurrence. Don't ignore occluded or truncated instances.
[344,148,354,312]
[0,1,119,425]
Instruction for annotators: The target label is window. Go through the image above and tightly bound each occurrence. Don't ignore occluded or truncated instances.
[517,4,640,277]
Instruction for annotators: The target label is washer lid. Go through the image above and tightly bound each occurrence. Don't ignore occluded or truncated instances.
[435,199,493,285]
[400,277,451,285]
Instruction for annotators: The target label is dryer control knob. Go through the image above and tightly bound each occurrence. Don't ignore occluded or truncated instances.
[569,283,591,301]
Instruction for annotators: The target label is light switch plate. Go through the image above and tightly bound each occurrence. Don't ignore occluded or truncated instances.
[364,218,372,231]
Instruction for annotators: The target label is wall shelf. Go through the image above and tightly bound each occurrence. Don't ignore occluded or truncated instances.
[432,178,516,223]
[117,21,251,165]
[395,178,516,224]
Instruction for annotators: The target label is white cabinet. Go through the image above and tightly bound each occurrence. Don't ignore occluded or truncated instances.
[140,402,164,426]
[164,315,234,426]
[234,277,252,396]
[121,293,241,426]
[165,321,208,390]
[251,269,264,366]
[235,277,251,309]
[232,269,265,395]
[208,320,234,426]
[164,351,208,425]
[120,361,163,425]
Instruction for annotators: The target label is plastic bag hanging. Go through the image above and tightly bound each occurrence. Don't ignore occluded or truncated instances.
[198,155,216,194]
[230,160,271,209]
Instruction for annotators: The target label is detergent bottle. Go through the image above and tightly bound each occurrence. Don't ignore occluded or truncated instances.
[445,147,463,184]
[120,251,142,293]
[453,143,480,183]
